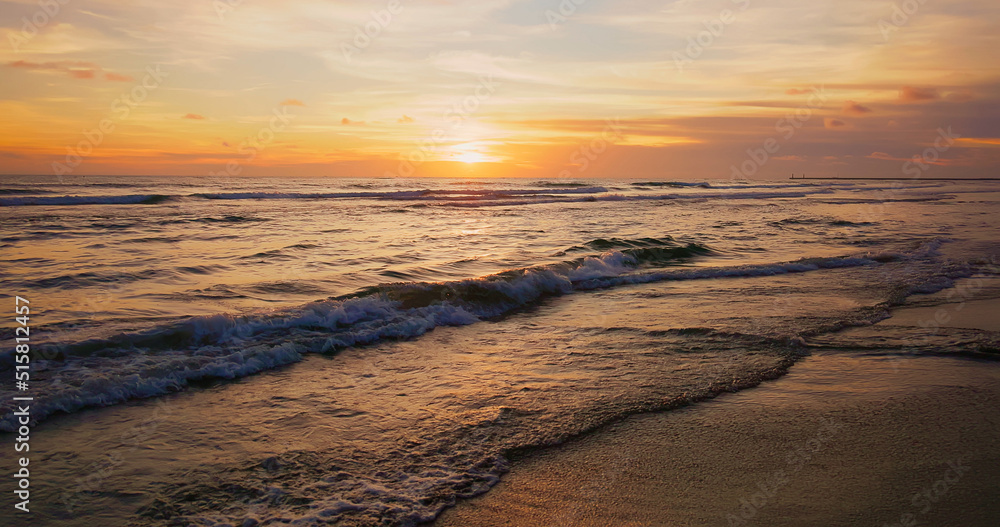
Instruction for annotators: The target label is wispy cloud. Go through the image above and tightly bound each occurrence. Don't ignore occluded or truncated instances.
[843,101,872,115]
[0,0,997,177]
[900,86,939,102]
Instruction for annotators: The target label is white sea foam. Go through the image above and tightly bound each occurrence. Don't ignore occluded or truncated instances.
[0,233,969,433]
[0,247,904,432]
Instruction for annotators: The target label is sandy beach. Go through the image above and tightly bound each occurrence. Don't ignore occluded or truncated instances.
[436,301,1000,526]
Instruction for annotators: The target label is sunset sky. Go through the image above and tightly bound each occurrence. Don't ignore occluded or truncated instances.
[1,0,998,179]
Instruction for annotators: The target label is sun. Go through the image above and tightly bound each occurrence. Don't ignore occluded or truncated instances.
[449,141,501,164]
[455,151,488,164]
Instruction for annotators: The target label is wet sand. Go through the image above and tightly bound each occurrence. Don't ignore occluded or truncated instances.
[436,323,1000,526]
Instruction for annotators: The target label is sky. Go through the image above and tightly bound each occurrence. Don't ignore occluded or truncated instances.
[1,0,999,179]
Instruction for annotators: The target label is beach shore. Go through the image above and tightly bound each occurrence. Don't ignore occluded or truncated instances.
[436,344,1000,526]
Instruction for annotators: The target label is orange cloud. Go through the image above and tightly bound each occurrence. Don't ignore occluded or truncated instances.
[956,137,1000,147]
[785,88,813,95]
[398,115,414,123]
[280,99,305,106]
[824,118,846,129]
[843,101,872,115]
[7,60,132,82]
[104,72,134,82]
[342,118,364,125]
[182,113,206,120]
[8,60,99,70]
[899,86,938,102]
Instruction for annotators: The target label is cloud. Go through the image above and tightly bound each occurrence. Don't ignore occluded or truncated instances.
[2,1,998,179]
[8,60,99,70]
[773,155,805,161]
[728,100,813,109]
[342,118,364,125]
[843,101,872,115]
[104,72,134,82]
[182,113,206,120]
[8,60,97,78]
[8,60,131,82]
[956,137,1000,147]
[944,89,975,102]
[824,118,847,129]
[866,150,963,166]
[899,86,939,102]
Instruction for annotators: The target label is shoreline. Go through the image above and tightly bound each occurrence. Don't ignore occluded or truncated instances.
[435,352,1000,526]
[434,350,1000,526]
[435,278,1000,526]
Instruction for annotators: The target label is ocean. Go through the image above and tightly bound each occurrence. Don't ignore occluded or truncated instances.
[1,176,998,526]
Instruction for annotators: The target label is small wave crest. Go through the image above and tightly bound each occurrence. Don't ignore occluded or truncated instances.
[631,181,712,188]
[0,194,174,206]
[1,188,610,207]
[0,238,955,431]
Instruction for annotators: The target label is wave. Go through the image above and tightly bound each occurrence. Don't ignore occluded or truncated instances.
[0,188,56,195]
[555,237,713,263]
[0,188,609,207]
[629,181,859,190]
[19,264,230,290]
[0,186,845,208]
[0,194,172,206]
[582,236,686,250]
[195,215,270,224]
[769,217,875,228]
[0,234,921,432]
[195,187,611,200]
[413,188,839,208]
[631,181,712,188]
[532,181,597,188]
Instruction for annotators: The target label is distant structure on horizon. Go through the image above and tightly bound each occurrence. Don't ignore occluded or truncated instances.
[790,173,837,179]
